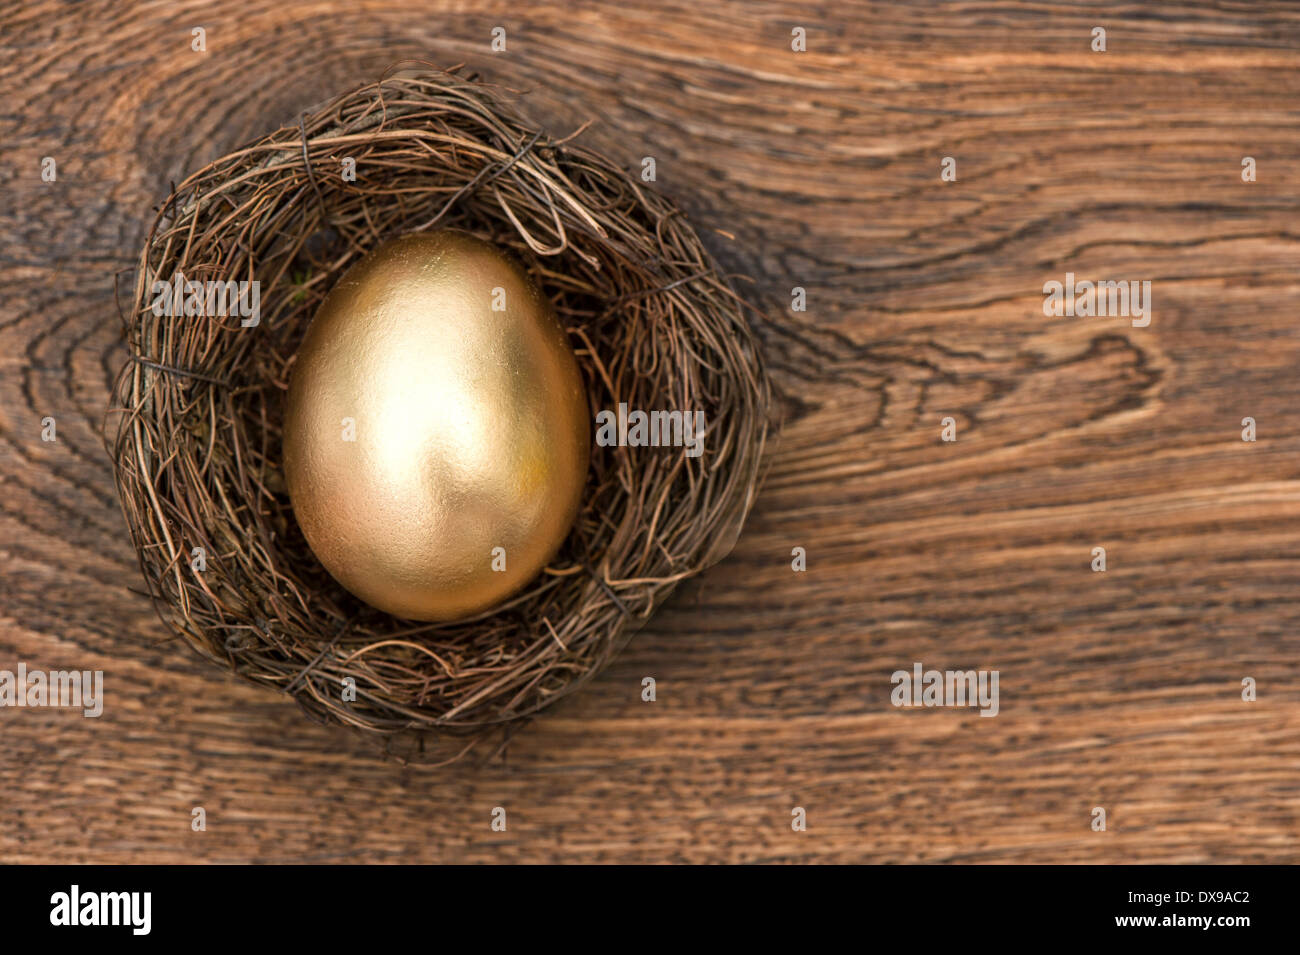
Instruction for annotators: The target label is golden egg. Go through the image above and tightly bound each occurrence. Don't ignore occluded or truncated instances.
[282,231,589,622]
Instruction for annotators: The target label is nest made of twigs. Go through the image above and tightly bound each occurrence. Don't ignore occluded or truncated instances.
[107,67,770,762]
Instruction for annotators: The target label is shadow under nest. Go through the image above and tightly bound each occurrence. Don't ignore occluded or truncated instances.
[108,68,770,764]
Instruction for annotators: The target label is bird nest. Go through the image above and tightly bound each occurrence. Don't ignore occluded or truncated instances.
[107,67,770,763]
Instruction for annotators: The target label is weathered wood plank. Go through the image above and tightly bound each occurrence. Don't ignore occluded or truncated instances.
[1,0,1298,863]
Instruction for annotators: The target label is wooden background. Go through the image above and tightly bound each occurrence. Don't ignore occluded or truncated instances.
[3,0,1299,863]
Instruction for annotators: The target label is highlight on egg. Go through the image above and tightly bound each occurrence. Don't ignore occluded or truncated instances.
[282,231,590,622]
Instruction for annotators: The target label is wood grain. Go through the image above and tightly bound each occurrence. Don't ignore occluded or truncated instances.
[2,0,1299,863]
